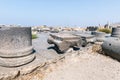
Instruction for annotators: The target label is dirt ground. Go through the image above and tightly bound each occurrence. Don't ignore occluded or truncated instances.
[14,44,120,80]
[43,46,120,80]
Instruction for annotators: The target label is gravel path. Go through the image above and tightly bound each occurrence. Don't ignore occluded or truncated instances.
[43,50,120,80]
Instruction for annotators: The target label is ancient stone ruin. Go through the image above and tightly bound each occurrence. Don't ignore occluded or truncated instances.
[47,30,108,53]
[111,27,120,37]
[91,31,106,42]
[102,27,120,61]
[47,33,85,53]
[0,27,35,67]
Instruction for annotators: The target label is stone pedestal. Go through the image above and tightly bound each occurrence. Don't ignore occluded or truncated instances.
[102,27,120,61]
[0,27,35,67]
[102,37,120,61]
[91,31,106,42]
[111,27,120,37]
[47,33,83,53]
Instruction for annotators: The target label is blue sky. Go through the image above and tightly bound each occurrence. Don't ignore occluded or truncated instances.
[0,0,120,27]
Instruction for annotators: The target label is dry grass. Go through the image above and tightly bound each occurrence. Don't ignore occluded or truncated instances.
[98,28,111,34]
[32,34,38,39]
[92,44,105,54]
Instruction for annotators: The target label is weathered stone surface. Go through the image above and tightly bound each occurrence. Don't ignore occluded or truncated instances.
[0,27,35,67]
[49,33,81,40]
[91,31,106,42]
[102,27,120,61]
[0,53,35,67]
[0,46,33,58]
[0,53,46,80]
[0,27,32,50]
[111,27,120,37]
[47,33,83,53]
[32,33,62,60]
[102,37,120,61]
[74,33,96,43]
[0,27,32,57]
[0,66,19,80]
[17,53,46,75]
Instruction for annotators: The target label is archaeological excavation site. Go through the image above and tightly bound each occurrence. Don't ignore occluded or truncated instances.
[0,26,120,80]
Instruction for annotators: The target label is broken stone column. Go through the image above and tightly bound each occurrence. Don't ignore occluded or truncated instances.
[0,27,35,67]
[102,27,120,61]
[91,31,106,42]
[111,27,120,37]
[102,37,120,61]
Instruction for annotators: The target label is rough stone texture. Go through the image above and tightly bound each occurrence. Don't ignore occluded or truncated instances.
[111,27,120,37]
[0,53,46,80]
[0,27,35,67]
[102,27,120,61]
[74,33,96,43]
[91,31,106,42]
[47,33,83,53]
[102,37,120,61]
[0,46,33,58]
[32,33,62,60]
[0,27,32,51]
[0,53,35,67]
[49,33,81,40]
[16,53,46,75]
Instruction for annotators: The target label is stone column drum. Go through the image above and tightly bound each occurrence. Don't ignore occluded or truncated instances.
[102,27,120,61]
[102,37,120,61]
[0,27,35,67]
[111,27,120,37]
[91,31,106,42]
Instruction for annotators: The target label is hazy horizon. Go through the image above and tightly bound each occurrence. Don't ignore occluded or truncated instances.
[0,0,120,27]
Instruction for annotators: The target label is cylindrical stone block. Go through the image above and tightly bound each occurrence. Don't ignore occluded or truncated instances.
[0,27,35,67]
[111,27,120,37]
[91,31,106,42]
[102,37,120,61]
[91,31,106,37]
